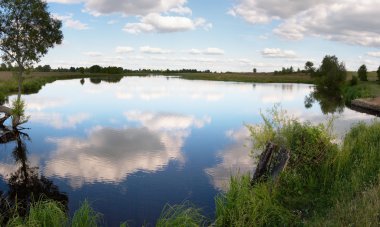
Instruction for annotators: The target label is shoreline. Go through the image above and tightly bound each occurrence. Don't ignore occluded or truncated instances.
[351,97,380,116]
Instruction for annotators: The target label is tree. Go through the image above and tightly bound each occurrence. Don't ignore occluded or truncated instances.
[357,64,367,81]
[377,66,380,81]
[0,0,62,128]
[253,68,257,73]
[0,0,63,98]
[313,55,347,94]
[304,61,315,74]
[89,65,102,73]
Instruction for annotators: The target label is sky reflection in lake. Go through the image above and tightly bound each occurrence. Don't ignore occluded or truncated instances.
[0,76,377,226]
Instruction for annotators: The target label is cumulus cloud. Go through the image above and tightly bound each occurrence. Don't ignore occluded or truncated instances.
[367,52,380,58]
[140,46,171,54]
[115,46,134,54]
[48,0,188,16]
[188,48,225,55]
[82,51,103,57]
[261,48,297,58]
[123,13,211,34]
[230,0,380,47]
[53,13,89,30]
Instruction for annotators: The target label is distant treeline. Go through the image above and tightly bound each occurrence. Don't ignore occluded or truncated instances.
[0,63,215,74]
[274,66,305,75]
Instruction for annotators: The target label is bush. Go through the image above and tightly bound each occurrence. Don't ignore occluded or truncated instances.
[358,64,367,81]
[350,75,358,86]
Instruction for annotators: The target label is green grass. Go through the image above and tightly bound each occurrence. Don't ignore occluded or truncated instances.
[71,200,102,227]
[215,110,380,226]
[3,199,102,227]
[177,72,314,84]
[156,202,207,227]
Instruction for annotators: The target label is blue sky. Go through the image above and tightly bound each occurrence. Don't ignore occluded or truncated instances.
[41,0,380,72]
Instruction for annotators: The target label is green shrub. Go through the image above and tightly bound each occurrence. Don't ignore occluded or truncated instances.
[350,75,358,86]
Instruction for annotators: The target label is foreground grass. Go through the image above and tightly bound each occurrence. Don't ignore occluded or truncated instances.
[160,111,380,226]
[2,200,101,227]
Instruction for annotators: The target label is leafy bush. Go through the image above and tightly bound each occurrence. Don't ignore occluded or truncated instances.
[358,64,368,81]
[350,75,358,86]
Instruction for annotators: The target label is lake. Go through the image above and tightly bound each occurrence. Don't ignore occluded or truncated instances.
[0,76,377,226]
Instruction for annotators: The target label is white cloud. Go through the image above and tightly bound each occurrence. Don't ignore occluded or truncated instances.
[123,13,211,34]
[47,0,188,16]
[230,0,380,47]
[107,20,118,25]
[188,49,202,55]
[140,46,171,54]
[188,48,225,55]
[261,48,297,58]
[367,52,380,58]
[203,48,225,55]
[115,46,134,54]
[52,13,89,30]
[169,6,192,15]
[83,51,103,57]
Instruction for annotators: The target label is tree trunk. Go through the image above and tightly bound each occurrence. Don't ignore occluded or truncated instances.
[17,68,23,100]
[0,105,12,125]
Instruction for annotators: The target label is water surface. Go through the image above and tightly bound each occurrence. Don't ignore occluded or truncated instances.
[0,76,376,226]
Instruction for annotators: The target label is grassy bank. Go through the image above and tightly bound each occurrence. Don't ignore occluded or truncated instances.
[161,109,380,226]
[0,71,124,103]
[176,72,314,84]
[2,200,101,227]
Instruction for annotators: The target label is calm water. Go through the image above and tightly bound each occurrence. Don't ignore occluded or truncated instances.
[0,76,377,226]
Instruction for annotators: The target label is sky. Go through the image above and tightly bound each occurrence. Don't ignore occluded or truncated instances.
[39,0,380,72]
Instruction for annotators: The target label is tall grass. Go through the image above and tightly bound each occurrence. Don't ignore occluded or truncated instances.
[156,201,206,227]
[3,199,102,227]
[214,109,380,226]
[71,200,102,227]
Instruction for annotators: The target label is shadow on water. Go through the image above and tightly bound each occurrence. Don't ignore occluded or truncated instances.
[0,127,68,224]
[304,86,345,114]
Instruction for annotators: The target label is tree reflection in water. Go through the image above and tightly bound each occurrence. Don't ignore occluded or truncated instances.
[0,128,68,224]
[305,86,345,114]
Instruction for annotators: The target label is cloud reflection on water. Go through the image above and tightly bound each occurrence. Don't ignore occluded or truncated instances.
[44,112,211,188]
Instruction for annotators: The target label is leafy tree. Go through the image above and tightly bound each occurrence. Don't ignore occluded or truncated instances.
[0,63,6,71]
[305,61,315,74]
[89,65,102,73]
[377,66,380,81]
[357,64,367,81]
[313,55,347,94]
[0,0,63,98]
